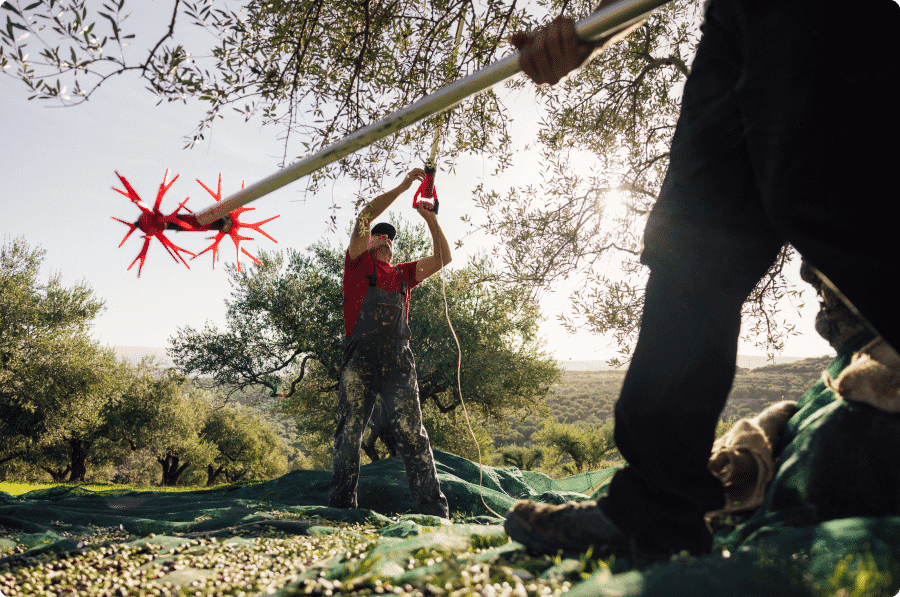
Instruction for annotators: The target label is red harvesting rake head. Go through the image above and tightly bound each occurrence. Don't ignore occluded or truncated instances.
[112,170,279,276]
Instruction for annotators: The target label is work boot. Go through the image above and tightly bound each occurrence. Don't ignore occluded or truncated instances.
[504,499,666,561]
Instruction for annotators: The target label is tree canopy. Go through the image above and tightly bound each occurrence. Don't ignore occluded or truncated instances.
[104,365,220,486]
[201,403,289,486]
[0,237,300,485]
[1,0,803,360]
[0,237,120,478]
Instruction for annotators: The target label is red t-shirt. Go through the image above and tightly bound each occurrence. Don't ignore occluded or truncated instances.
[343,249,419,337]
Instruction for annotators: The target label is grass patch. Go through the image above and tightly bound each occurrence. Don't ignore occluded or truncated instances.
[0,481,206,496]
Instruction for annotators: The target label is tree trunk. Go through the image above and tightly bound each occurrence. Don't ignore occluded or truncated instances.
[206,464,224,487]
[363,401,399,461]
[224,468,247,484]
[69,437,88,481]
[526,449,544,471]
[158,454,191,486]
[41,466,71,482]
[502,453,524,469]
[361,430,381,462]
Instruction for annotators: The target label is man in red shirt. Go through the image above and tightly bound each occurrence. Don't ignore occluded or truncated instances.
[328,167,452,518]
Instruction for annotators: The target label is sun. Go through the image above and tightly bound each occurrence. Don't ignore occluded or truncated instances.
[600,187,630,223]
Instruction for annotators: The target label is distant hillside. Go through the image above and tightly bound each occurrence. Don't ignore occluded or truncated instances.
[723,354,835,420]
[114,345,835,436]
[503,354,837,445]
[558,354,813,371]
[115,347,817,374]
[112,346,174,368]
[734,354,808,370]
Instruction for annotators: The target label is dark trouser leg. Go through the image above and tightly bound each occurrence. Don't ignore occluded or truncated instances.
[329,345,379,509]
[599,0,784,554]
[600,252,776,554]
[382,342,449,518]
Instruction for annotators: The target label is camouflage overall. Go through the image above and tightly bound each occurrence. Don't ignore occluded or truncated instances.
[328,261,449,517]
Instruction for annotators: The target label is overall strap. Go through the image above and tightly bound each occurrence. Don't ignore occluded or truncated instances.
[397,266,407,295]
[365,261,378,287]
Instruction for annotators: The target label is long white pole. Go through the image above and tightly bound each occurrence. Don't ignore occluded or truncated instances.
[195,0,668,225]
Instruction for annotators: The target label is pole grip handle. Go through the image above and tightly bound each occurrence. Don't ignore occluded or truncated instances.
[413,162,439,214]
[412,182,440,214]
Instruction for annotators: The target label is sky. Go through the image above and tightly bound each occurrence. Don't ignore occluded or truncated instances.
[0,3,835,364]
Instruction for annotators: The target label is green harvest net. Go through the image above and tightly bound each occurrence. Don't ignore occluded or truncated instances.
[2,339,899,595]
[569,334,900,596]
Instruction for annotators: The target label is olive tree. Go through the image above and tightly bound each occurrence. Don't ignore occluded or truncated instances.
[0,236,130,481]
[106,364,217,486]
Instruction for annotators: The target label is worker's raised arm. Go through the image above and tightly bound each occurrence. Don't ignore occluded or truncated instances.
[414,200,452,282]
